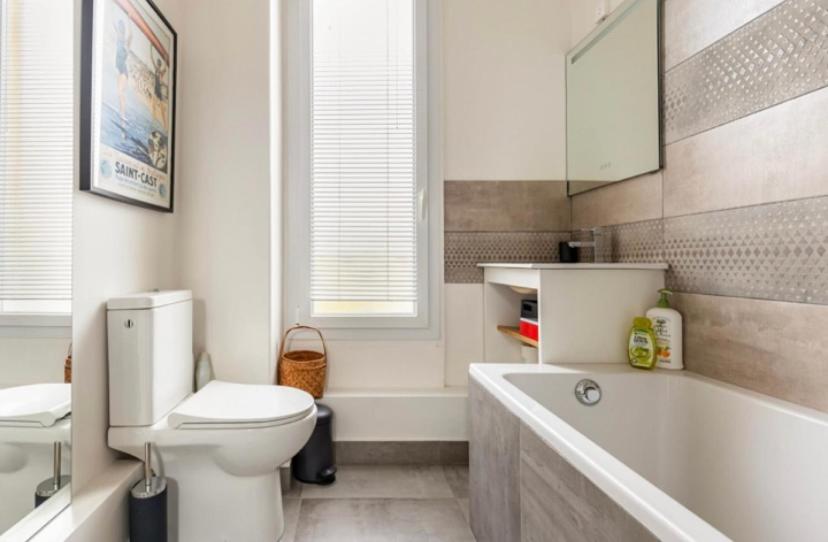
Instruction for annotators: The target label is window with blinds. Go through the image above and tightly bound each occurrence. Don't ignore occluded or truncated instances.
[310,0,419,318]
[0,0,73,315]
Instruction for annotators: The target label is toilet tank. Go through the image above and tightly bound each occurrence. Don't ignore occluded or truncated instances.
[107,290,194,426]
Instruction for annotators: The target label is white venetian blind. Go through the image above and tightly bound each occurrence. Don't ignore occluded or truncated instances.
[0,0,73,314]
[311,0,418,317]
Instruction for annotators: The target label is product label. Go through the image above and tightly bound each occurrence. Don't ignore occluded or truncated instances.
[628,331,655,367]
[652,316,672,362]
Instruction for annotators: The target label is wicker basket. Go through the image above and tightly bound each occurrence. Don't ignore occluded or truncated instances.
[277,325,327,398]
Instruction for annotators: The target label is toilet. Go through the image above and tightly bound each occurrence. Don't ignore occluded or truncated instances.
[106,291,316,542]
[0,383,72,532]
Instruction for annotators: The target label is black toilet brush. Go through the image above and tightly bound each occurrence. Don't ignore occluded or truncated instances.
[129,442,168,542]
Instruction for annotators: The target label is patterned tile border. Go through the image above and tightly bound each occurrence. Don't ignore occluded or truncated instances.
[665,197,828,303]
[664,0,828,144]
[444,232,570,283]
[606,219,665,263]
[602,196,828,305]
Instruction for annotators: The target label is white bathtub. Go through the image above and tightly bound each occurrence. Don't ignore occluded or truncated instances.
[470,363,828,542]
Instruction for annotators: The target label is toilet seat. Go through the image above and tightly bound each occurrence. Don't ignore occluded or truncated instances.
[168,380,315,430]
[0,383,71,428]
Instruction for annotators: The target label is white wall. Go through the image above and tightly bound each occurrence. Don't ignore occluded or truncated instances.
[0,335,70,387]
[443,0,571,181]
[174,0,276,385]
[70,0,182,493]
[570,0,627,47]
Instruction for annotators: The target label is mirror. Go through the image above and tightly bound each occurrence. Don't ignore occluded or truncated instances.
[0,0,73,535]
[566,0,661,196]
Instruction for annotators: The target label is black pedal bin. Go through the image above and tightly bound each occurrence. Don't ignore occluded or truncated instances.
[292,403,336,485]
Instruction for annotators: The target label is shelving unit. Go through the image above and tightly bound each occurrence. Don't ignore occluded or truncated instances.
[496,325,538,348]
[480,263,668,365]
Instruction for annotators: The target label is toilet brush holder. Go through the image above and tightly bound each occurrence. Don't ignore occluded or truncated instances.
[129,442,168,542]
[35,442,70,506]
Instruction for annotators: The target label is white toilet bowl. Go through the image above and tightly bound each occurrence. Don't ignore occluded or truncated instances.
[106,291,317,541]
[109,380,316,542]
[0,383,72,532]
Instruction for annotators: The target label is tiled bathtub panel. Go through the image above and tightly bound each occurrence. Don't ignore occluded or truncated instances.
[444,232,569,283]
[664,0,828,144]
[664,197,828,304]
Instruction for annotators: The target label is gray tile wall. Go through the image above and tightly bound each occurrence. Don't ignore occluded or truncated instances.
[445,232,570,283]
[672,292,828,413]
[444,181,570,283]
[664,0,828,144]
[570,0,828,412]
[600,196,828,305]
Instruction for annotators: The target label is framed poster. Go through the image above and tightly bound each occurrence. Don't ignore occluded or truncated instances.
[80,0,176,212]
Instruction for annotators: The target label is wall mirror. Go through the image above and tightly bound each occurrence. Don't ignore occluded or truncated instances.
[0,0,74,536]
[566,0,661,196]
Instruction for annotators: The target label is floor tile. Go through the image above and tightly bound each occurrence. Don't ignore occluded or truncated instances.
[442,466,469,498]
[299,466,453,500]
[284,479,303,499]
[457,498,470,524]
[294,498,475,542]
[281,498,302,542]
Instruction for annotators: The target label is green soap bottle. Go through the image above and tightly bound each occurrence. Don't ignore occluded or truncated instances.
[628,317,657,370]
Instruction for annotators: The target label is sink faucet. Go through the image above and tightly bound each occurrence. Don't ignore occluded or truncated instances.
[568,228,612,263]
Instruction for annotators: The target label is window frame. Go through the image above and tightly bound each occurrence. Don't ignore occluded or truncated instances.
[284,0,443,340]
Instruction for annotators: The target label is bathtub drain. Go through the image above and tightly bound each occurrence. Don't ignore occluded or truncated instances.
[574,379,601,406]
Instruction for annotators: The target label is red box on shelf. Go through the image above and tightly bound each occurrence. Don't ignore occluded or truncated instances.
[519,317,538,341]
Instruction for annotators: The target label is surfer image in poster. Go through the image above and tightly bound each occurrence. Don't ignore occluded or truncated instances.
[82,0,177,211]
[150,47,168,132]
[101,5,171,174]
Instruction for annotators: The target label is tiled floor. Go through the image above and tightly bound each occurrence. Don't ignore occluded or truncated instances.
[283,465,473,542]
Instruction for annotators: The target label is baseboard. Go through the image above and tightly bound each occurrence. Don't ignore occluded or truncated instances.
[334,441,469,466]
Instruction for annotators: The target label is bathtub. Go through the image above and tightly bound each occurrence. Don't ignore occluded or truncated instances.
[469,363,828,542]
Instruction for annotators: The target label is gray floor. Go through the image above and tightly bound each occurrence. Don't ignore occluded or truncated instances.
[283,465,474,542]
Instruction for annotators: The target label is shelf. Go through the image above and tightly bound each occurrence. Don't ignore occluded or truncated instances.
[497,325,538,348]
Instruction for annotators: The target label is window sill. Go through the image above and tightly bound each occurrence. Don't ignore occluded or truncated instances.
[0,313,71,338]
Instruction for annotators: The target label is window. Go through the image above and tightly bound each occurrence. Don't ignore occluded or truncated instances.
[0,0,73,317]
[285,0,441,336]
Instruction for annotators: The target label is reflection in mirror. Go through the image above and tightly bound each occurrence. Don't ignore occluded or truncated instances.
[566,0,661,196]
[0,0,74,535]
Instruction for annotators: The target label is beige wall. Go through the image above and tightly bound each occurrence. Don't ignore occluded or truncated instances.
[0,335,70,387]
[569,0,828,412]
[444,0,570,181]
[70,0,182,495]
[569,0,626,48]
[174,0,276,385]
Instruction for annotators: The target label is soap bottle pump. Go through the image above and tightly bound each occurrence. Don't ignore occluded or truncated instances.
[646,289,683,370]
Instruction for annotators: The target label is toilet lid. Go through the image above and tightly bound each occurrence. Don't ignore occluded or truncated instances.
[0,383,71,427]
[168,380,315,429]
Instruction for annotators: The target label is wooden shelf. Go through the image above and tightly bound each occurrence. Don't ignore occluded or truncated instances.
[497,325,538,348]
